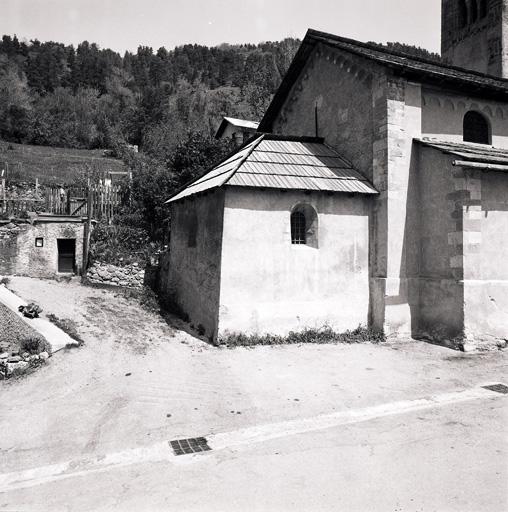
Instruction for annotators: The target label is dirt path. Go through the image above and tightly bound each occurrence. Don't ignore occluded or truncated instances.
[1,277,506,490]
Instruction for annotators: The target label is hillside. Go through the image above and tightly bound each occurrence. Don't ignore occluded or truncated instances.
[0,35,301,154]
[0,140,125,185]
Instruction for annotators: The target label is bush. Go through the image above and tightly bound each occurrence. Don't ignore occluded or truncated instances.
[19,335,52,355]
[117,287,160,314]
[89,220,151,266]
[18,302,43,318]
[218,325,386,348]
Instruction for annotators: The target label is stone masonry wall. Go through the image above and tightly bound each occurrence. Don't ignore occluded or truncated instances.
[86,261,145,288]
[0,222,21,275]
[0,220,84,277]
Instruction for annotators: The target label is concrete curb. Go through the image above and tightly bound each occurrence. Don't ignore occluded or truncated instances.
[0,284,77,353]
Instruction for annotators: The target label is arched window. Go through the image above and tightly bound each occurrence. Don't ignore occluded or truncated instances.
[290,204,318,248]
[479,0,487,18]
[291,211,306,244]
[458,0,468,28]
[463,111,491,144]
[470,0,478,22]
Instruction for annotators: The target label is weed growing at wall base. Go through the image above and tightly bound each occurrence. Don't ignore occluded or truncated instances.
[218,325,385,348]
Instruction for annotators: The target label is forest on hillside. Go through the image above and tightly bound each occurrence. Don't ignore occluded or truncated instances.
[0,34,441,160]
[0,35,300,156]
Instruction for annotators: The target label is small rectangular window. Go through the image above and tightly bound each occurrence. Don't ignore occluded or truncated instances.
[35,237,44,248]
[291,212,307,244]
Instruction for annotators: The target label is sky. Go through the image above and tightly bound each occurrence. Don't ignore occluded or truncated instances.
[1,0,441,54]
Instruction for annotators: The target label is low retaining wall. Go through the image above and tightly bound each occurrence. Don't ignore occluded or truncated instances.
[86,261,145,288]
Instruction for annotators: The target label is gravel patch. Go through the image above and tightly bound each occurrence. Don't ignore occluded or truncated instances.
[0,302,41,351]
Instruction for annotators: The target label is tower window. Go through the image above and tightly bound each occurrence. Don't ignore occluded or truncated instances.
[458,0,468,28]
[291,211,306,244]
[463,111,491,144]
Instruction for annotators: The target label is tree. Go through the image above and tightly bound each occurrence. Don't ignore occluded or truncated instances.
[0,57,32,141]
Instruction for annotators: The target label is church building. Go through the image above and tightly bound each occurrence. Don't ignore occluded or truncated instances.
[162,0,508,349]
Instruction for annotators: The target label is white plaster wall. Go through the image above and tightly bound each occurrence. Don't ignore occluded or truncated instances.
[421,88,508,148]
[218,187,371,337]
[463,170,508,343]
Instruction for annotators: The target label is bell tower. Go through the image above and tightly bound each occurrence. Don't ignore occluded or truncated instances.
[441,0,508,77]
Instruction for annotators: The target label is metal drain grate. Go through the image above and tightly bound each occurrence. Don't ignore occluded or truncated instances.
[482,384,508,394]
[170,437,211,456]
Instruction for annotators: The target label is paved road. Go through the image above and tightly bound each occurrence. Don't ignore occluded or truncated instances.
[0,277,507,511]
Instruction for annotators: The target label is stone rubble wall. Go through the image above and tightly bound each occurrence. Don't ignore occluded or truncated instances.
[86,261,145,288]
[0,348,49,379]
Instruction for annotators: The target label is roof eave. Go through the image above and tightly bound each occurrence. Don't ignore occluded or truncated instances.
[259,29,508,132]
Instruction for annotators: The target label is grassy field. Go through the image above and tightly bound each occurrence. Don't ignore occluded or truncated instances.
[0,141,126,185]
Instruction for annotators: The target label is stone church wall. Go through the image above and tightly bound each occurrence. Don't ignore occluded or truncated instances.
[421,87,508,149]
[271,46,375,181]
[441,0,506,78]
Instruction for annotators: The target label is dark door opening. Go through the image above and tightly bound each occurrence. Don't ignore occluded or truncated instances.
[57,239,76,273]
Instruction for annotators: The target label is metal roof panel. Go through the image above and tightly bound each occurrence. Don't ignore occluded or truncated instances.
[166,135,377,203]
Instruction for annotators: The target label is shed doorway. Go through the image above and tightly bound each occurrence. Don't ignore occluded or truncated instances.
[57,239,76,273]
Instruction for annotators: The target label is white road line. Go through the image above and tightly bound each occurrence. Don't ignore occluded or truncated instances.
[0,384,504,493]
[207,385,500,450]
[0,443,172,494]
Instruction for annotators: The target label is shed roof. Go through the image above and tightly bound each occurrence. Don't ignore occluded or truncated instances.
[415,138,508,166]
[215,117,260,138]
[259,29,508,132]
[166,135,377,203]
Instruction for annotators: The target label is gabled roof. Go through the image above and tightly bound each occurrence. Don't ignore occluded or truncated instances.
[215,117,260,138]
[166,135,377,203]
[415,138,508,166]
[259,29,508,132]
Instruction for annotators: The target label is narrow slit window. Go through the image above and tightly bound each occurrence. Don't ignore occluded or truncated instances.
[479,0,487,18]
[188,214,198,247]
[291,211,307,245]
[470,0,478,22]
[458,0,468,27]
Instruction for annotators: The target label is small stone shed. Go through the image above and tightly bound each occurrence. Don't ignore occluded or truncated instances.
[0,214,86,277]
[161,134,378,343]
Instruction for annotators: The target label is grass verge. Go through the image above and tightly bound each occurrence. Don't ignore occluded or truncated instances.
[218,325,386,348]
[46,314,85,347]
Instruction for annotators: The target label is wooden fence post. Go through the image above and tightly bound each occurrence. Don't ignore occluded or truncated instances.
[82,190,93,275]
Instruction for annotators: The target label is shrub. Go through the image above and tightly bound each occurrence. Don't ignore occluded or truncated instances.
[19,335,52,355]
[117,287,160,314]
[218,325,385,348]
[89,220,151,266]
[0,277,9,286]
